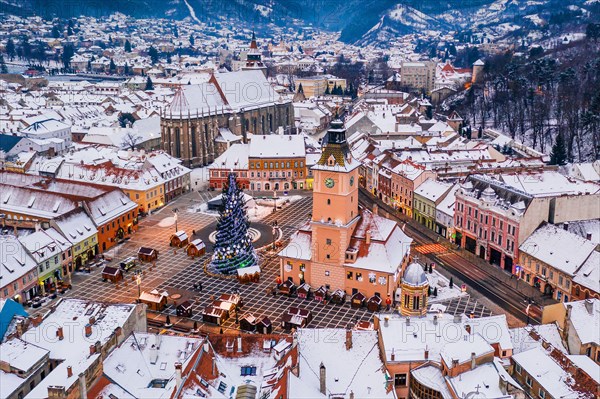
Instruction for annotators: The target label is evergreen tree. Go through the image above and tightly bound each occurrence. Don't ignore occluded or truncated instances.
[189,34,195,46]
[51,25,61,39]
[6,38,15,60]
[210,173,258,275]
[67,25,73,36]
[427,286,432,296]
[0,54,7,74]
[550,133,568,165]
[109,58,116,72]
[144,76,154,91]
[173,25,179,38]
[166,52,172,64]
[148,46,159,64]
[61,45,74,69]
[87,59,92,71]
[449,277,454,288]
[324,85,331,95]
[124,39,132,53]
[108,35,113,45]
[124,63,129,75]
[433,287,438,296]
[297,83,304,94]
[20,37,32,60]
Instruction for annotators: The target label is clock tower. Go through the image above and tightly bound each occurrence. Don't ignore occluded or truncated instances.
[309,119,361,288]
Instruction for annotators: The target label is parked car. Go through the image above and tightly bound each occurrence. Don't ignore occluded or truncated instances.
[119,256,137,272]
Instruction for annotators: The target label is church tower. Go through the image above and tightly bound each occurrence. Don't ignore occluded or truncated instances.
[309,119,361,289]
[242,32,267,76]
[399,261,429,317]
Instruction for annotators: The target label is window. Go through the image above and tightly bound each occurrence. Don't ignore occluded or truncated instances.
[515,363,521,375]
[326,254,330,259]
[539,388,546,398]
[241,366,257,376]
[325,271,330,276]
[347,271,353,280]
[394,373,407,386]
[413,297,420,310]
[525,375,532,387]
[356,272,363,282]
[368,273,376,283]
[326,239,332,245]
[327,199,331,205]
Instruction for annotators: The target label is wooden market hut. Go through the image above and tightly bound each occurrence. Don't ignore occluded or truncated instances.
[297,283,311,299]
[351,292,366,309]
[277,279,296,297]
[314,286,327,302]
[186,239,206,257]
[202,305,228,325]
[212,300,235,317]
[331,289,346,305]
[257,317,272,334]
[367,295,383,312]
[237,265,260,283]
[239,314,257,332]
[170,231,189,248]
[139,289,168,311]
[176,300,193,317]
[356,320,375,330]
[219,293,242,309]
[137,246,158,262]
[281,307,312,330]
[101,266,122,283]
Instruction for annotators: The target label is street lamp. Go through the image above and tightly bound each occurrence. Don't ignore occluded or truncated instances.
[173,208,178,231]
[273,191,277,212]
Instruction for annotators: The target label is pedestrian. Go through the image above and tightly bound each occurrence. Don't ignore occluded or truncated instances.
[198,282,203,292]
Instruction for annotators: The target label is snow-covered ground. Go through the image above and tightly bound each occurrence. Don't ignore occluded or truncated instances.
[190,194,304,222]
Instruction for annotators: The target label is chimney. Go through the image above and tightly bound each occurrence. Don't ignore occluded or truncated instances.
[345,329,352,351]
[89,345,95,356]
[79,372,88,399]
[406,317,410,326]
[237,335,243,353]
[57,327,64,340]
[465,324,471,334]
[424,348,429,360]
[391,348,395,361]
[212,354,217,377]
[349,391,354,399]
[89,316,96,325]
[584,299,594,315]
[174,362,183,387]
[470,352,477,370]
[372,203,378,215]
[47,386,67,399]
[366,230,372,245]
[433,315,438,325]
[84,324,92,337]
[563,222,569,231]
[586,232,592,241]
[67,366,73,378]
[453,314,461,323]
[319,362,326,395]
[94,341,101,355]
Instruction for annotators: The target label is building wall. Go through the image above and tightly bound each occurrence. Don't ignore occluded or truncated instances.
[0,268,38,302]
[249,156,306,191]
[518,252,574,302]
[96,208,138,253]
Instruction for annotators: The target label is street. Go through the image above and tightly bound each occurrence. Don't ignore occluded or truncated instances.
[358,188,546,324]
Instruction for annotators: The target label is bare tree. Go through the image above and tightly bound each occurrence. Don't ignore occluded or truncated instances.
[121,131,143,150]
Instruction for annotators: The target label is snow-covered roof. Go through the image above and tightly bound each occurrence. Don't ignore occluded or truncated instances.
[18,228,70,263]
[519,224,597,276]
[510,324,568,355]
[294,328,393,398]
[512,346,594,399]
[414,178,452,203]
[402,262,427,286]
[209,143,249,170]
[0,235,37,288]
[103,332,202,399]
[279,230,312,261]
[22,299,136,399]
[564,299,600,345]
[249,135,306,159]
[52,209,97,244]
[572,251,600,294]
[0,338,48,373]
[440,333,494,369]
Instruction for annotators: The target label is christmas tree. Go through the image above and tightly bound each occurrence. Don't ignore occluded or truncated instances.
[210,173,257,275]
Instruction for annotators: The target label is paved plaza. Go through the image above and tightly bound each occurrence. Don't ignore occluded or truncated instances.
[46,190,492,334]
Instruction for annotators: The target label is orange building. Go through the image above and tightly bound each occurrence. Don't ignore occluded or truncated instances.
[279,120,412,300]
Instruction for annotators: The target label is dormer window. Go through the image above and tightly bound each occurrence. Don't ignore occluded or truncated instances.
[327,154,336,166]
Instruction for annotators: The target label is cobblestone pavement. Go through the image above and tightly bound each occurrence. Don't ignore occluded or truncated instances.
[33,190,492,333]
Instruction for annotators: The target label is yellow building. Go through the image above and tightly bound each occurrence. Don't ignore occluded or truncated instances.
[398,262,429,317]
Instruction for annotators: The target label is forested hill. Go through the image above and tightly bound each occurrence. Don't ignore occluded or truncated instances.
[448,36,600,163]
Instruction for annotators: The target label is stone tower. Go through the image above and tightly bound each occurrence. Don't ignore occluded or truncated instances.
[399,261,429,317]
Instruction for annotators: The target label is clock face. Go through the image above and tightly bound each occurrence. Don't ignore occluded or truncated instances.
[350,176,354,186]
[324,178,335,188]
